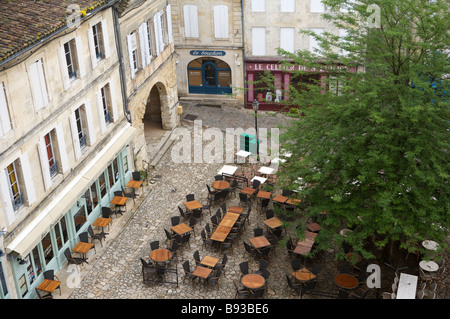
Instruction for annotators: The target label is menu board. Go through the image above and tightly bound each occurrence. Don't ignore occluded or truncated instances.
[188,70,203,86]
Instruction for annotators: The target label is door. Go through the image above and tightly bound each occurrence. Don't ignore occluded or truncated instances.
[202,62,218,94]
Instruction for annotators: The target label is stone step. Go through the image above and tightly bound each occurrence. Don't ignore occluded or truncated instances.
[148,128,176,168]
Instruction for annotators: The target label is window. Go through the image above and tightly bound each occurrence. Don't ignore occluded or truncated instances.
[84,183,98,215]
[127,32,139,79]
[108,159,119,187]
[28,59,49,111]
[27,247,42,285]
[0,82,12,136]
[99,172,107,199]
[0,261,9,298]
[54,217,68,251]
[73,206,86,233]
[75,108,86,148]
[280,28,295,54]
[70,104,96,160]
[38,126,69,190]
[213,5,229,39]
[183,5,199,38]
[92,23,104,59]
[310,0,325,12]
[64,40,77,79]
[309,28,324,53]
[280,0,295,12]
[44,132,58,178]
[59,37,86,90]
[252,0,265,12]
[159,11,166,47]
[6,162,24,211]
[252,27,266,56]
[41,233,54,265]
[101,85,112,125]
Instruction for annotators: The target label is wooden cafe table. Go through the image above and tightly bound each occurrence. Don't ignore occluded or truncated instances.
[93,217,112,231]
[227,206,244,215]
[257,191,271,200]
[293,268,316,282]
[264,217,283,230]
[249,236,271,249]
[193,265,213,279]
[334,273,359,289]
[200,256,220,268]
[212,180,230,190]
[72,241,94,260]
[150,248,172,263]
[126,179,143,196]
[37,278,62,295]
[210,225,232,242]
[111,195,128,213]
[241,187,256,196]
[241,274,265,289]
[286,198,301,206]
[273,195,288,204]
[306,222,321,232]
[184,200,203,211]
[171,223,193,236]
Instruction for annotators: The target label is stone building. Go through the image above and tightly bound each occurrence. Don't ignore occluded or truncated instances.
[0,1,137,299]
[116,0,180,166]
[243,0,344,110]
[170,0,245,108]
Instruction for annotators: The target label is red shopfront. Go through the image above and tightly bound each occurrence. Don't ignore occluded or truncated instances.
[245,59,352,111]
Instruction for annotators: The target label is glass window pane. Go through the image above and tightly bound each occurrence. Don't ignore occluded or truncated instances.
[73,207,86,233]
[41,233,54,265]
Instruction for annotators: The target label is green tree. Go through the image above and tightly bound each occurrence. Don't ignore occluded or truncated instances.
[270,0,449,262]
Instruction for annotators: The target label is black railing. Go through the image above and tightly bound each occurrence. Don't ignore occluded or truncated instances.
[12,193,24,211]
[49,161,59,177]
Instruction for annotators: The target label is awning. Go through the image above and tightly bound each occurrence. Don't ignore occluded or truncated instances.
[6,124,137,257]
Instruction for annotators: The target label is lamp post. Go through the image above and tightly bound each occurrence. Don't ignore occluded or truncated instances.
[252,99,259,158]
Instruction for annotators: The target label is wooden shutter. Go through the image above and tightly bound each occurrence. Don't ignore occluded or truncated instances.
[310,0,325,12]
[0,169,15,225]
[75,36,86,78]
[84,101,96,145]
[138,23,148,67]
[87,26,98,69]
[29,61,44,110]
[58,46,70,90]
[69,111,82,160]
[0,82,12,135]
[183,5,199,38]
[101,19,111,59]
[109,82,119,122]
[252,0,265,12]
[214,5,228,39]
[37,138,52,190]
[281,0,295,12]
[96,90,107,135]
[127,33,137,79]
[280,28,295,53]
[19,152,36,205]
[55,124,69,173]
[166,4,173,43]
[252,28,266,56]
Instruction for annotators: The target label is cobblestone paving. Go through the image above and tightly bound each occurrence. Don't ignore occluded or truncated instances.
[59,105,448,300]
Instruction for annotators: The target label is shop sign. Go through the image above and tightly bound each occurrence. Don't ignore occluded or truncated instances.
[190,50,226,57]
[247,63,347,72]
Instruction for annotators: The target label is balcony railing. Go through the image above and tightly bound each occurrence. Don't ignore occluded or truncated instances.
[12,193,24,211]
[104,111,111,124]
[79,134,87,148]
[49,160,59,177]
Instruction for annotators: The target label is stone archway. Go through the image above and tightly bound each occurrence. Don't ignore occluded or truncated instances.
[143,83,169,151]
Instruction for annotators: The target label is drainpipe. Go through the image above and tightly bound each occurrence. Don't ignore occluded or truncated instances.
[241,0,247,109]
[113,0,132,124]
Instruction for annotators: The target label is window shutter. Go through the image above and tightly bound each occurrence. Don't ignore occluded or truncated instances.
[36,60,49,107]
[29,62,44,110]
[310,0,325,13]
[157,12,164,53]
[19,152,36,205]
[96,90,107,134]
[101,19,111,59]
[0,169,15,225]
[87,27,98,69]
[37,138,52,190]
[138,23,148,67]
[145,22,152,65]
[69,112,82,160]
[252,28,266,55]
[309,28,323,53]
[75,36,86,78]
[153,13,161,55]
[127,33,136,79]
[166,4,173,43]
[184,5,199,38]
[55,124,69,173]
[0,82,12,135]
[84,101,96,145]
[281,0,295,12]
[252,0,265,12]
[214,5,228,39]
[280,28,295,53]
[58,46,70,90]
